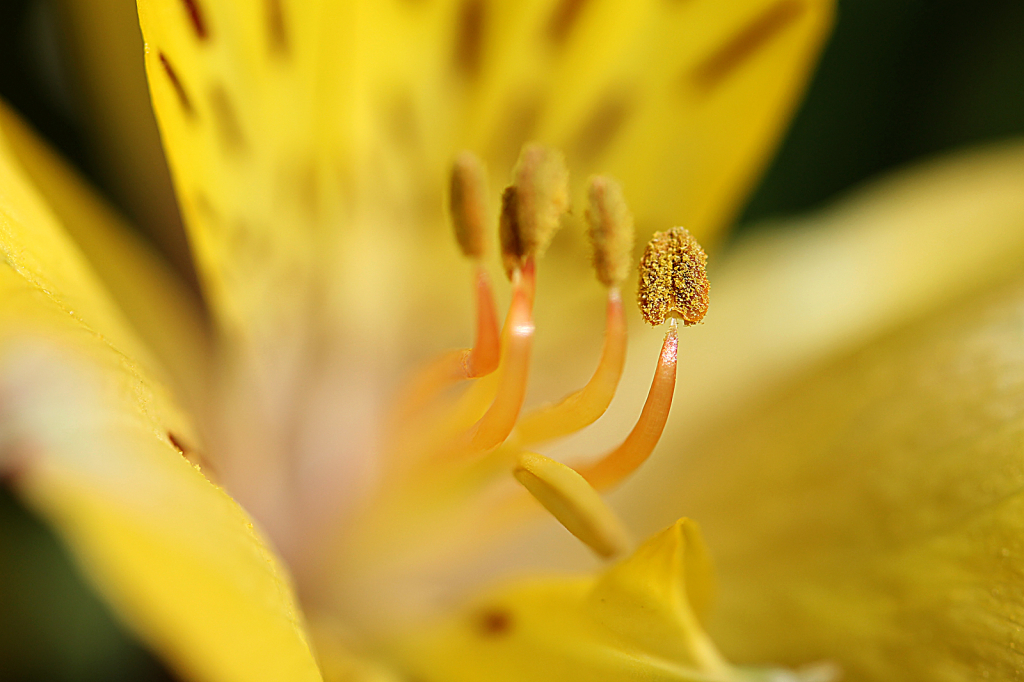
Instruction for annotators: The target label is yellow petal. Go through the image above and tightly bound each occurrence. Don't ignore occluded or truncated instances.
[589,520,718,649]
[684,264,1024,680]
[584,140,1024,515]
[136,0,833,357]
[0,111,321,682]
[0,101,211,412]
[387,520,748,682]
[518,0,835,243]
[609,141,1024,678]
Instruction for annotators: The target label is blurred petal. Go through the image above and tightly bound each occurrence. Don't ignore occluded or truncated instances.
[0,101,211,411]
[0,108,321,682]
[681,258,1024,679]
[606,141,1024,677]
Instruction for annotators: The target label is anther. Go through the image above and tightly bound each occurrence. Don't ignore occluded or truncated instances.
[499,186,525,277]
[586,175,634,288]
[449,151,500,377]
[637,227,709,326]
[499,143,570,277]
[381,154,500,429]
[449,151,489,259]
[509,177,633,445]
[514,451,630,559]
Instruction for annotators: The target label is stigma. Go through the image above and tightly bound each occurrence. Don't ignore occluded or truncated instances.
[353,145,707,577]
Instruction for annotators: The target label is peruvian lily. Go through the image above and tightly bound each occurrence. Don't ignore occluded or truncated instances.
[3,1,1024,681]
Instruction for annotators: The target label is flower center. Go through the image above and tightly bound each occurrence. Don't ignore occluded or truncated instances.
[299,143,709,636]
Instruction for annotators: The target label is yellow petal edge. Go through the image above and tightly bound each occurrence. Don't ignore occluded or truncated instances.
[0,101,211,411]
[0,104,321,682]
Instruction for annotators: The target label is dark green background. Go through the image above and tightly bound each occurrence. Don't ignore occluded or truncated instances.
[742,0,1024,224]
[1,1,1023,680]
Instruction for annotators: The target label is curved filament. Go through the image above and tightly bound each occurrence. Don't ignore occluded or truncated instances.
[514,288,627,446]
[577,319,679,490]
[465,267,502,377]
[455,275,535,456]
[441,258,537,436]
[386,266,500,427]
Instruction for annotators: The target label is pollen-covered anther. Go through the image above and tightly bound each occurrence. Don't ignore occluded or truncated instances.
[499,186,525,277]
[637,227,709,326]
[586,176,634,287]
[449,151,489,259]
[499,143,570,277]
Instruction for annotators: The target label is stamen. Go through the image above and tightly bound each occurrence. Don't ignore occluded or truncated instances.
[355,148,713,577]
[448,151,500,378]
[637,227,709,326]
[389,269,501,426]
[382,155,500,427]
[577,318,678,491]
[464,268,501,377]
[513,451,630,559]
[508,176,633,446]
[513,288,626,446]
[432,142,564,444]
[499,186,525,278]
[455,265,535,455]
[499,144,569,277]
[415,256,539,464]
[445,256,536,432]
[586,175,634,287]
[449,151,489,260]
[571,227,704,488]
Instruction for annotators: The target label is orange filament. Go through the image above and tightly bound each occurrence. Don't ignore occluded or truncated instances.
[384,266,500,430]
[442,256,536,432]
[513,287,627,446]
[465,267,502,377]
[385,260,534,475]
[577,318,679,490]
[446,263,535,458]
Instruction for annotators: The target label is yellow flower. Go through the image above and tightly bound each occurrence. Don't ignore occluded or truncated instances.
[4,0,1024,681]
